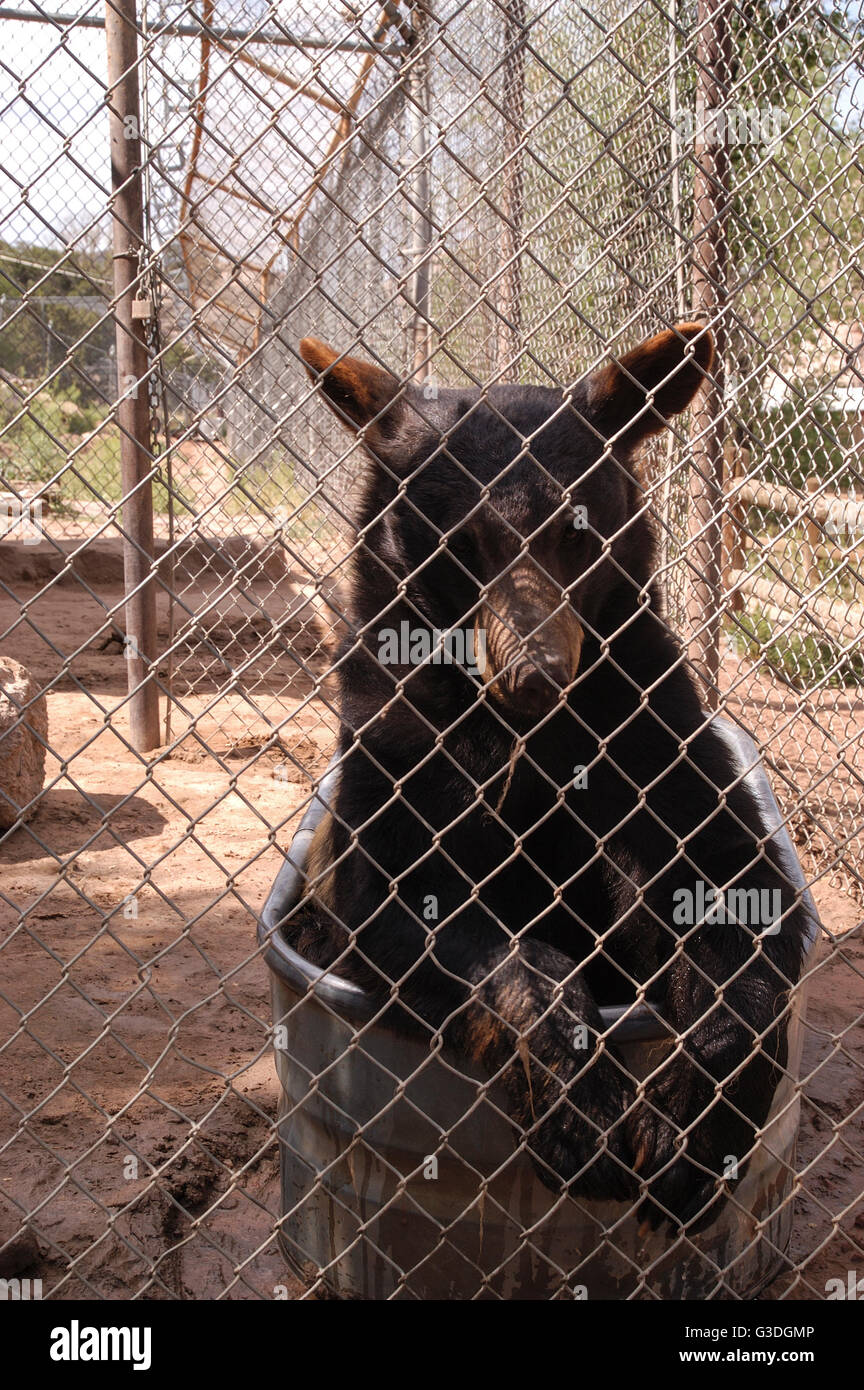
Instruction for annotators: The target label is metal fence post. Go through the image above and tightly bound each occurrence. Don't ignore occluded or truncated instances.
[497,0,526,374]
[105,0,161,752]
[406,2,433,383]
[687,0,731,707]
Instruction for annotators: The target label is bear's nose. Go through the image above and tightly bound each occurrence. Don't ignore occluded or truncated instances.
[512,662,567,715]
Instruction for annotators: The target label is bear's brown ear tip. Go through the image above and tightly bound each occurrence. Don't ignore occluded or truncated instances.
[298,337,336,374]
[673,320,715,373]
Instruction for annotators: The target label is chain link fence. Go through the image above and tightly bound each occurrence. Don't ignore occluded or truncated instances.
[0,0,862,1300]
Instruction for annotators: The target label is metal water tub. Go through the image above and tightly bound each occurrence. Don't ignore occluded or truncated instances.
[259,719,820,1299]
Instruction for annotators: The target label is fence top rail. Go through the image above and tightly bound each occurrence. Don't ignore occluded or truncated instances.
[0,5,406,54]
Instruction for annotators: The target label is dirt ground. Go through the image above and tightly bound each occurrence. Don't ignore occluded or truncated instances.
[0,550,862,1300]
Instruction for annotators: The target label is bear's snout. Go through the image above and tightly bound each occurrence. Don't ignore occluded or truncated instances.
[510,659,572,716]
[475,563,583,720]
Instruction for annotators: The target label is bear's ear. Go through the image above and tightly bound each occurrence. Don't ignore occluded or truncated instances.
[587,322,715,443]
[299,338,403,441]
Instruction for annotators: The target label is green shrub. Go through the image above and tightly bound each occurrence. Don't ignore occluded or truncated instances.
[729,608,864,689]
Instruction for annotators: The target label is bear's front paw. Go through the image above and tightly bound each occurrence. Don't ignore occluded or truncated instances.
[626,1060,727,1232]
[636,1159,725,1234]
[523,1048,638,1202]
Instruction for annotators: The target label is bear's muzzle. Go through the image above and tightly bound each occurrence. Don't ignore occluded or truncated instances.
[474,562,583,720]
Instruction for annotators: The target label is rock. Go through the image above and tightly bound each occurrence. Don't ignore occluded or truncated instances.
[58,399,88,433]
[0,657,47,830]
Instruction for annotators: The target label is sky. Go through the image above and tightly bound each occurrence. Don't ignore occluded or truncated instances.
[1,5,112,249]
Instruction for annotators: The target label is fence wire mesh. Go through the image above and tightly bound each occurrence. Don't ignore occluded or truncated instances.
[0,0,862,1301]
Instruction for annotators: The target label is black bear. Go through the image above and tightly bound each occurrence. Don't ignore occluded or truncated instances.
[289,324,808,1229]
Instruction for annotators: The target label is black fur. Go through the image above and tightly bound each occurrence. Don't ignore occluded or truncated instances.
[288,330,808,1228]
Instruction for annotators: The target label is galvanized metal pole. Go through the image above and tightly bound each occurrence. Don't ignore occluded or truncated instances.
[687,0,731,709]
[496,0,526,375]
[407,3,432,383]
[105,0,160,751]
[660,0,686,594]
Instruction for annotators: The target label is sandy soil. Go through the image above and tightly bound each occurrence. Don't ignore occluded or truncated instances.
[0,557,861,1300]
